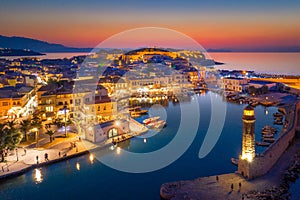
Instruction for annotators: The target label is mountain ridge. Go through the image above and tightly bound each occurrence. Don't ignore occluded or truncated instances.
[0,35,92,53]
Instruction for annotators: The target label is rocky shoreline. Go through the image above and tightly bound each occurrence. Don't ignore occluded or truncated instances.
[245,151,300,200]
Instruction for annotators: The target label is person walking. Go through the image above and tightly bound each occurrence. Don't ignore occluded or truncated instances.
[44,153,49,161]
[36,155,39,164]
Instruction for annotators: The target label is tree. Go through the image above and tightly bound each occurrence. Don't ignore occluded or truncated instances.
[20,119,32,142]
[45,129,55,143]
[277,83,284,92]
[31,112,43,141]
[0,121,23,162]
[53,118,63,128]
[261,85,269,94]
[248,86,256,95]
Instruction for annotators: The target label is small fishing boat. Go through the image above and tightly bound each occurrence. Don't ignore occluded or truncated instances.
[154,120,167,129]
[263,138,275,143]
[262,130,276,135]
[273,112,283,117]
[231,158,239,166]
[262,134,274,138]
[143,116,160,125]
[274,120,283,125]
[256,141,270,147]
[147,120,166,129]
[129,106,148,117]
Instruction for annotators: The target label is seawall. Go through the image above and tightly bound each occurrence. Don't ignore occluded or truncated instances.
[238,102,300,179]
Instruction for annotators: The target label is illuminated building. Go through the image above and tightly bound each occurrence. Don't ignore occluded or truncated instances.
[0,86,36,121]
[219,78,249,92]
[38,82,116,123]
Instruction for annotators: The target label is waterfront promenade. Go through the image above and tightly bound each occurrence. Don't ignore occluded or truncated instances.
[0,134,96,180]
[0,118,147,180]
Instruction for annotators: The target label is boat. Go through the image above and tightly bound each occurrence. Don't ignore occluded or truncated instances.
[262,125,277,133]
[143,116,160,125]
[256,141,270,147]
[147,120,166,129]
[231,158,239,166]
[273,112,283,117]
[274,121,283,125]
[154,120,166,129]
[131,113,141,118]
[261,130,276,135]
[129,106,148,117]
[263,138,276,143]
[262,134,274,138]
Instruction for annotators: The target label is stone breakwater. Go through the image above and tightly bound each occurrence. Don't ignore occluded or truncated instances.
[245,151,300,200]
[238,103,300,180]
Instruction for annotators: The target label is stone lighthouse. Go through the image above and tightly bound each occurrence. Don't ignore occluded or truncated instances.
[238,105,256,179]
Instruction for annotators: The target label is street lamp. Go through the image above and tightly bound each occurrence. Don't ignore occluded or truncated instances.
[32,128,39,148]
[63,105,68,138]
[16,148,18,161]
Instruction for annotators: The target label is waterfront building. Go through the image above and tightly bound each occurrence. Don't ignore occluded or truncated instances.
[218,77,249,92]
[86,119,130,143]
[0,85,36,121]
[38,81,117,123]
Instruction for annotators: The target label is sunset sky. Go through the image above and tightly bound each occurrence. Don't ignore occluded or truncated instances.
[1,0,300,51]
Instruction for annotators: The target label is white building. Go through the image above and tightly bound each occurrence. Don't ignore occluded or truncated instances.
[219,78,249,92]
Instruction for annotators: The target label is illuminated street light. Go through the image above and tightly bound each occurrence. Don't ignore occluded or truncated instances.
[115,120,120,127]
[15,148,18,161]
[63,105,69,138]
[32,128,39,148]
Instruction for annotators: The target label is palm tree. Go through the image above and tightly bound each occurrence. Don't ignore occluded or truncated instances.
[20,119,32,142]
[0,122,23,162]
[31,112,43,147]
[45,129,55,143]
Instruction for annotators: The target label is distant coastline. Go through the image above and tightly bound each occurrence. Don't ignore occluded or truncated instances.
[0,48,45,57]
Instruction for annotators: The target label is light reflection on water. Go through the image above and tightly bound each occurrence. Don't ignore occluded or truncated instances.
[76,162,80,171]
[33,168,43,184]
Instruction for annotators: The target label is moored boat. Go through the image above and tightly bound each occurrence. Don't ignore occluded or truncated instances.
[231,158,239,166]
[147,119,167,129]
[154,120,167,129]
[143,116,160,125]
[256,141,270,147]
[273,112,283,117]
[263,134,274,138]
[263,138,276,143]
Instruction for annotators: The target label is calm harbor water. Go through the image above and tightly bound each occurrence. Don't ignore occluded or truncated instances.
[0,92,282,200]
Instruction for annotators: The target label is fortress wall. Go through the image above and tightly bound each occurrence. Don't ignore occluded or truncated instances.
[238,102,300,179]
